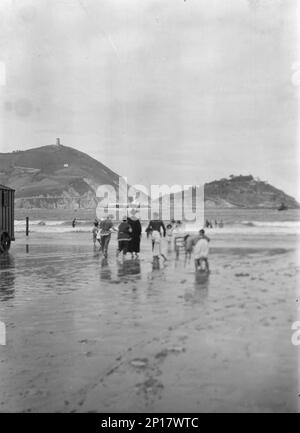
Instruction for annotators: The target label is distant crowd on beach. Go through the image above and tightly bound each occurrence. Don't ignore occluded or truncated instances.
[205,219,224,228]
[88,211,216,273]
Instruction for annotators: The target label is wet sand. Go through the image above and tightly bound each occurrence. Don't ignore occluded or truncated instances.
[0,232,299,412]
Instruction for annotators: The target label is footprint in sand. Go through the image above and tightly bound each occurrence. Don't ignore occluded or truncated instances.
[130,358,149,368]
[135,376,164,399]
[155,349,168,360]
[155,347,186,361]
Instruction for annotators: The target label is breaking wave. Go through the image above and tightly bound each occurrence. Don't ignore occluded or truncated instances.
[14,218,300,234]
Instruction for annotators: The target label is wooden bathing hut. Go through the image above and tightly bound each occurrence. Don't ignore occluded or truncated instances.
[0,184,15,252]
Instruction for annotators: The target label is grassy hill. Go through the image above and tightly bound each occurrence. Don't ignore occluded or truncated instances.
[155,175,299,209]
[204,175,299,208]
[0,145,121,208]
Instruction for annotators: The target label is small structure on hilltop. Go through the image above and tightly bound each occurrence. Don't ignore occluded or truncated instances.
[0,184,15,252]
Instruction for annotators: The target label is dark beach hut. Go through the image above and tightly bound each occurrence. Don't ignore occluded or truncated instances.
[0,184,15,252]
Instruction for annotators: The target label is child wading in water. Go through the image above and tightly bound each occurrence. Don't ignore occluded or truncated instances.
[184,229,210,263]
[166,223,174,251]
[194,229,210,272]
[92,222,99,247]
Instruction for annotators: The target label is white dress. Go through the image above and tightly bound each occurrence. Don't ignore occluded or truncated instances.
[194,238,209,259]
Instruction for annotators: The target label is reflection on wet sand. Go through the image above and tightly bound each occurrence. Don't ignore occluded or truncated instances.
[193,271,209,302]
[194,270,210,288]
[0,253,15,301]
[152,256,160,271]
[117,259,141,278]
[100,257,112,281]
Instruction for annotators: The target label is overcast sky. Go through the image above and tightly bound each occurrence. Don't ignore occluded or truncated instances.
[0,0,299,199]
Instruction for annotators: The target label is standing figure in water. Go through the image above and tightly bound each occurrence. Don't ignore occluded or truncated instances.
[166,223,174,251]
[99,215,114,258]
[92,221,99,247]
[72,217,77,228]
[128,210,142,259]
[116,216,132,258]
[145,212,167,262]
[173,220,185,257]
[194,229,210,272]
[184,234,194,263]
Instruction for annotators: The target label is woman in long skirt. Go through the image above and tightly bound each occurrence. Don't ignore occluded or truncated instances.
[128,211,142,258]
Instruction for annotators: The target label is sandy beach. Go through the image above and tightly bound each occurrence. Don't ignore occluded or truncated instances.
[0,229,299,413]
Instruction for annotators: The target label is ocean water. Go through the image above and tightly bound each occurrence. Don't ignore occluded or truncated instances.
[14,208,300,235]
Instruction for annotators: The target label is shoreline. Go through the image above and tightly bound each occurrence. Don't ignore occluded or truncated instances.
[14,207,300,221]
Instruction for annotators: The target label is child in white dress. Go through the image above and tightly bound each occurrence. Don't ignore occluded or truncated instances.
[194,229,210,272]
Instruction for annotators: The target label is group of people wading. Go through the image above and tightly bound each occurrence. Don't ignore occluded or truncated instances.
[92,211,141,259]
[92,211,210,272]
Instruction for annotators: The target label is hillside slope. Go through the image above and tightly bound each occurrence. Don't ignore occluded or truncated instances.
[154,175,299,209]
[0,145,121,209]
[204,175,299,208]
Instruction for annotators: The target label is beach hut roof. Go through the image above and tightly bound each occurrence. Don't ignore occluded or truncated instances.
[0,184,15,191]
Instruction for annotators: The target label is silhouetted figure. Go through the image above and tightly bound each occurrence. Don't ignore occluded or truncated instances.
[116,216,132,258]
[128,211,142,259]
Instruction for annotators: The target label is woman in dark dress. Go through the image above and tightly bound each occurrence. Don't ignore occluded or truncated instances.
[128,211,142,258]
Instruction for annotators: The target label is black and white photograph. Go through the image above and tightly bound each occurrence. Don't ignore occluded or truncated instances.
[0,0,299,415]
